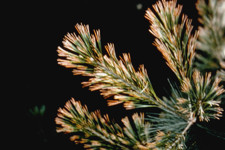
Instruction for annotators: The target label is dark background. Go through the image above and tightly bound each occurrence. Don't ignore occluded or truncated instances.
[12,0,224,149]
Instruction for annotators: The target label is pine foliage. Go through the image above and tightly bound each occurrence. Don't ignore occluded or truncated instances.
[195,0,225,73]
[55,0,225,149]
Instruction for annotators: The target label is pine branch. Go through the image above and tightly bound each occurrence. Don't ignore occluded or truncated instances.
[55,98,127,149]
[55,98,194,149]
[145,0,225,122]
[56,98,158,149]
[55,0,225,149]
[144,0,225,147]
[57,24,160,110]
[145,0,198,81]
[56,21,194,149]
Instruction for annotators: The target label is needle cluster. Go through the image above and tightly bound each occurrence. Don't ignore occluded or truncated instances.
[55,0,224,149]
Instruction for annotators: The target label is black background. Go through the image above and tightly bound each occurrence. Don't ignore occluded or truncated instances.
[11,0,225,149]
